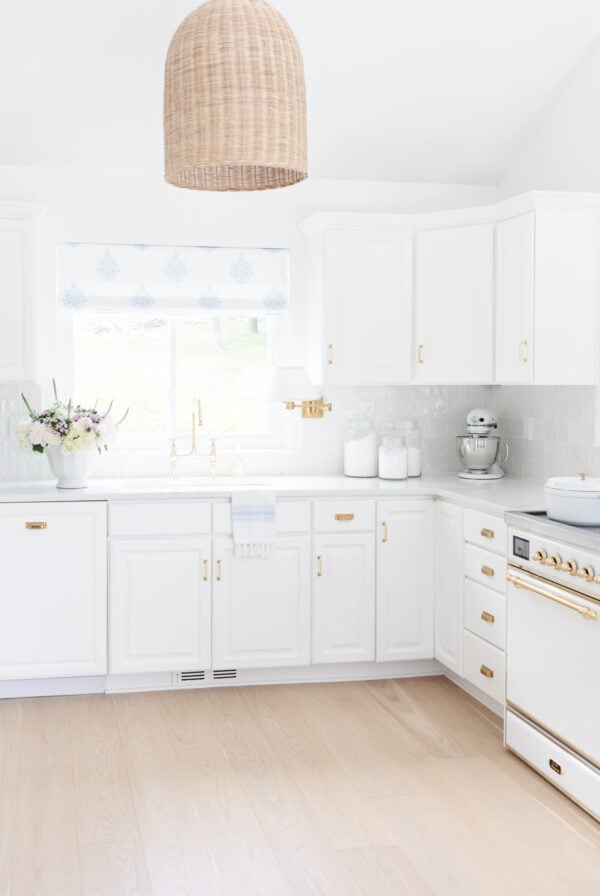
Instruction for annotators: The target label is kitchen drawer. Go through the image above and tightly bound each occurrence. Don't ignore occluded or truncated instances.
[313,500,375,532]
[464,543,506,594]
[213,500,310,535]
[464,579,506,650]
[463,630,505,704]
[109,501,211,537]
[505,710,600,821]
[464,509,506,555]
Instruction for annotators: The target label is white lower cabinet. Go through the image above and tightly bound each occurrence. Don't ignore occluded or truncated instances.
[0,502,107,680]
[109,537,212,674]
[376,500,434,661]
[313,533,375,663]
[434,501,464,675]
[212,536,311,669]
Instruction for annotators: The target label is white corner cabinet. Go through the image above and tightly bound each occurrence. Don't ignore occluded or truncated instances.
[0,202,44,382]
[0,502,107,680]
[301,191,600,387]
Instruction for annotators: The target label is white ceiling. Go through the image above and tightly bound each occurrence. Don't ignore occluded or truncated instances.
[2,0,600,184]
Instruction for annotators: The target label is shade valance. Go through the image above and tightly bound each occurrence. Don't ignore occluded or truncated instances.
[58,242,289,314]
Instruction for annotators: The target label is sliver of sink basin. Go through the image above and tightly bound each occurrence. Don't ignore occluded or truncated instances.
[122,477,269,489]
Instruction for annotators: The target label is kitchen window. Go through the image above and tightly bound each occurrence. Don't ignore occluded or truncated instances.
[59,242,289,448]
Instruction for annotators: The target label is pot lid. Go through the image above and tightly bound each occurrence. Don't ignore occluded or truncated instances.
[545,474,600,493]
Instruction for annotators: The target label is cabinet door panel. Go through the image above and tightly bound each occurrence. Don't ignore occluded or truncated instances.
[495,213,534,384]
[313,533,375,664]
[110,538,211,674]
[0,502,107,679]
[434,501,464,675]
[376,500,434,661]
[324,229,412,384]
[212,536,310,669]
[415,223,494,383]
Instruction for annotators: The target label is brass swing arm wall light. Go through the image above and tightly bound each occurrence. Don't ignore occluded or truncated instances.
[266,368,332,419]
[284,397,333,420]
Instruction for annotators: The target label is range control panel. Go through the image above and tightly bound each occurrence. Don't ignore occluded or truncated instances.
[509,527,600,599]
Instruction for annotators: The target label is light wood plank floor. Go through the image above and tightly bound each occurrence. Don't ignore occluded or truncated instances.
[2,676,600,895]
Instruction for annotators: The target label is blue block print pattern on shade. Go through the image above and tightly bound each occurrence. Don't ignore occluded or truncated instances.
[96,249,120,281]
[263,289,287,312]
[198,289,222,310]
[230,253,254,284]
[131,288,156,309]
[62,282,87,309]
[165,251,188,282]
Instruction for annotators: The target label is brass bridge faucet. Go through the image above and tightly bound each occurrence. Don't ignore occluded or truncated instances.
[170,399,217,478]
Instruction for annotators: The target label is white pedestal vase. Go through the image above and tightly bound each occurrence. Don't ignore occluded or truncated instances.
[45,446,98,489]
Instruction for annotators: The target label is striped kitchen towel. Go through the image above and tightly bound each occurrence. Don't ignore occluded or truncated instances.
[231,488,276,559]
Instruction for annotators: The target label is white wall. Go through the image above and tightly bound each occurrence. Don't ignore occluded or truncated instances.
[0,166,496,479]
[500,38,600,196]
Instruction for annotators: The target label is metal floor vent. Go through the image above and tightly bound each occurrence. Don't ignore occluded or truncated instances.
[178,670,206,683]
[213,669,238,680]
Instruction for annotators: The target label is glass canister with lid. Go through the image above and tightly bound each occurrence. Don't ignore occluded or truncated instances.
[397,419,422,477]
[343,413,378,478]
[378,432,408,480]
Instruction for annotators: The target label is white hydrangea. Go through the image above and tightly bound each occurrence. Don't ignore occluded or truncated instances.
[28,420,55,447]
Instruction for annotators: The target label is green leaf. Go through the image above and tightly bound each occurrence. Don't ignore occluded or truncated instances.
[32,444,44,453]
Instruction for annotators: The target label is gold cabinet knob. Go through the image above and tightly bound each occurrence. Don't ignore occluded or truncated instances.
[546,554,561,569]
[577,565,594,582]
[532,549,547,563]
[561,559,578,575]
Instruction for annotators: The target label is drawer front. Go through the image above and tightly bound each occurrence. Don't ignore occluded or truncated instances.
[109,501,211,537]
[464,543,506,594]
[313,500,375,533]
[506,711,600,821]
[213,500,311,535]
[463,631,505,704]
[464,509,506,555]
[464,579,506,650]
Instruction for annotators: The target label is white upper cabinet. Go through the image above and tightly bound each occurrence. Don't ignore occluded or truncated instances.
[415,223,494,384]
[0,203,43,383]
[495,213,534,384]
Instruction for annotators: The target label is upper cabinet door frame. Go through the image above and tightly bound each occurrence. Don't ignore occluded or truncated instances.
[322,228,413,385]
[495,213,535,385]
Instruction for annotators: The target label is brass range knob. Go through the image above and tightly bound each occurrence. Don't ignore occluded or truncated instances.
[532,549,547,564]
[561,559,578,576]
[594,575,600,586]
[577,565,594,582]
[546,554,562,569]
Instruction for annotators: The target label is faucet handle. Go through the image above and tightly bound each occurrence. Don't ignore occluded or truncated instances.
[196,399,203,427]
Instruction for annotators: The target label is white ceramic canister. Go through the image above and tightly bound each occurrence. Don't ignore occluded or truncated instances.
[378,434,408,480]
[545,475,600,526]
[397,419,421,477]
[343,414,378,478]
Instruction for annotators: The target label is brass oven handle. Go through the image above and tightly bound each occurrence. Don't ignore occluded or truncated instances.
[25,521,47,530]
[481,565,495,577]
[203,559,209,582]
[507,573,598,621]
[480,665,494,679]
[317,555,323,577]
[335,513,354,521]
[481,610,495,624]
[381,521,388,543]
[480,527,495,539]
[216,559,222,582]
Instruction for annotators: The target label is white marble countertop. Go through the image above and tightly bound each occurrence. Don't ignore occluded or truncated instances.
[0,474,546,515]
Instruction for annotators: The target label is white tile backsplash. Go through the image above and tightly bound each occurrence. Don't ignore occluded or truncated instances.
[0,383,42,482]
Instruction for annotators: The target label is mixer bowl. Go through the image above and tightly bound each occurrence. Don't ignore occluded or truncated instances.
[456,435,500,471]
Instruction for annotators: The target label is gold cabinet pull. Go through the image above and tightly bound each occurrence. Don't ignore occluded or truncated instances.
[328,344,334,365]
[518,339,529,364]
[317,555,323,577]
[481,565,495,577]
[203,559,209,582]
[335,513,354,521]
[507,573,598,621]
[480,664,494,679]
[381,521,388,543]
[549,758,562,776]
[481,610,495,624]
[25,521,47,530]
[216,559,222,582]
[480,527,495,539]
[417,344,424,365]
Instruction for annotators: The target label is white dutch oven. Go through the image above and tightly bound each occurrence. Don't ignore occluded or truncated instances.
[545,476,600,526]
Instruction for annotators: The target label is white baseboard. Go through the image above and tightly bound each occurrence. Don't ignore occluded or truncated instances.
[444,669,504,718]
[0,675,105,699]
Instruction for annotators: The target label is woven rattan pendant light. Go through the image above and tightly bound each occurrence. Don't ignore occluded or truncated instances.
[164,0,307,191]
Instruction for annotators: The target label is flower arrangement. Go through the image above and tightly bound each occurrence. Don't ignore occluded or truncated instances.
[18,381,128,455]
